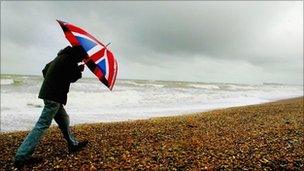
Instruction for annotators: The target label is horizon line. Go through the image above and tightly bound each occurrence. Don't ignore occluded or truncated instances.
[1,73,303,86]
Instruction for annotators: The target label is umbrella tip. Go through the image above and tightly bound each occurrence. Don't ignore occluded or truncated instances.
[106,42,111,47]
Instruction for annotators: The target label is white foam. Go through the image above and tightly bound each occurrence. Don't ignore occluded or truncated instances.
[227,84,257,90]
[1,79,14,85]
[189,84,220,89]
[1,76,303,132]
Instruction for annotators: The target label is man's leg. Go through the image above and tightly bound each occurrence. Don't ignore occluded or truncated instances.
[15,100,60,162]
[54,105,78,146]
[54,105,88,152]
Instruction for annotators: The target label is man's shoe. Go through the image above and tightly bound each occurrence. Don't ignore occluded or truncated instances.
[68,140,88,153]
[13,157,43,169]
[13,159,25,169]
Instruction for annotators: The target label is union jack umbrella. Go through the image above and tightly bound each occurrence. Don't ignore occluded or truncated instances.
[57,20,118,90]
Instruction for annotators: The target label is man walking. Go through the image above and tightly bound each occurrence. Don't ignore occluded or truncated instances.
[14,45,88,168]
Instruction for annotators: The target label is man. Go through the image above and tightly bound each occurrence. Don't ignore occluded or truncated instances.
[14,45,88,168]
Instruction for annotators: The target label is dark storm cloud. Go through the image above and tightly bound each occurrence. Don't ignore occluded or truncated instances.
[124,2,302,64]
[1,1,303,84]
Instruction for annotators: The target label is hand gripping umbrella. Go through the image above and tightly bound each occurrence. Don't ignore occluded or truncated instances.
[57,20,118,90]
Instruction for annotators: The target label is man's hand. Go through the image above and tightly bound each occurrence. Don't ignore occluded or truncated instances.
[78,64,85,72]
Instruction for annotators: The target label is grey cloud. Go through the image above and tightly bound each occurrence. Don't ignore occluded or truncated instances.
[126,2,302,59]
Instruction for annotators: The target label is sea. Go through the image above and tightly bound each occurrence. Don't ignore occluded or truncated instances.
[1,74,303,132]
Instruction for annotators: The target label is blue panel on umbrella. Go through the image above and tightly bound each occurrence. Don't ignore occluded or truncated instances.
[76,36,96,52]
[97,59,107,75]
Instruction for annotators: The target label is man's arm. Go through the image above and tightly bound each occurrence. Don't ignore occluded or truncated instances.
[68,64,84,83]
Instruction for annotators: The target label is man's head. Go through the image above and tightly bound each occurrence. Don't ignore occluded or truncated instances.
[58,46,87,63]
[71,45,87,62]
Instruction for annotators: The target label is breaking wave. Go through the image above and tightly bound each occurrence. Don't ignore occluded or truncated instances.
[1,79,14,85]
[1,74,303,132]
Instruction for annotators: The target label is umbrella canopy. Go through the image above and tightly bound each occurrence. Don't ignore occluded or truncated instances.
[57,20,118,90]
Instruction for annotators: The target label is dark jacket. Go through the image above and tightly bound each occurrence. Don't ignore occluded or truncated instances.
[38,46,86,105]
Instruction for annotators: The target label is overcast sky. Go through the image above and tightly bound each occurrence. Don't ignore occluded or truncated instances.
[1,1,303,85]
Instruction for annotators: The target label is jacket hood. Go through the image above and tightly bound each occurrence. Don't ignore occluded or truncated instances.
[58,46,87,62]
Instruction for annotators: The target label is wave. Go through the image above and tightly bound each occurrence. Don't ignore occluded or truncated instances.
[188,84,220,90]
[27,103,43,108]
[1,76,303,132]
[1,78,25,86]
[226,84,257,91]
[1,79,14,85]
[119,80,165,88]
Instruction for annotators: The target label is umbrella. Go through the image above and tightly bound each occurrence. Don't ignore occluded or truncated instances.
[57,20,118,90]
